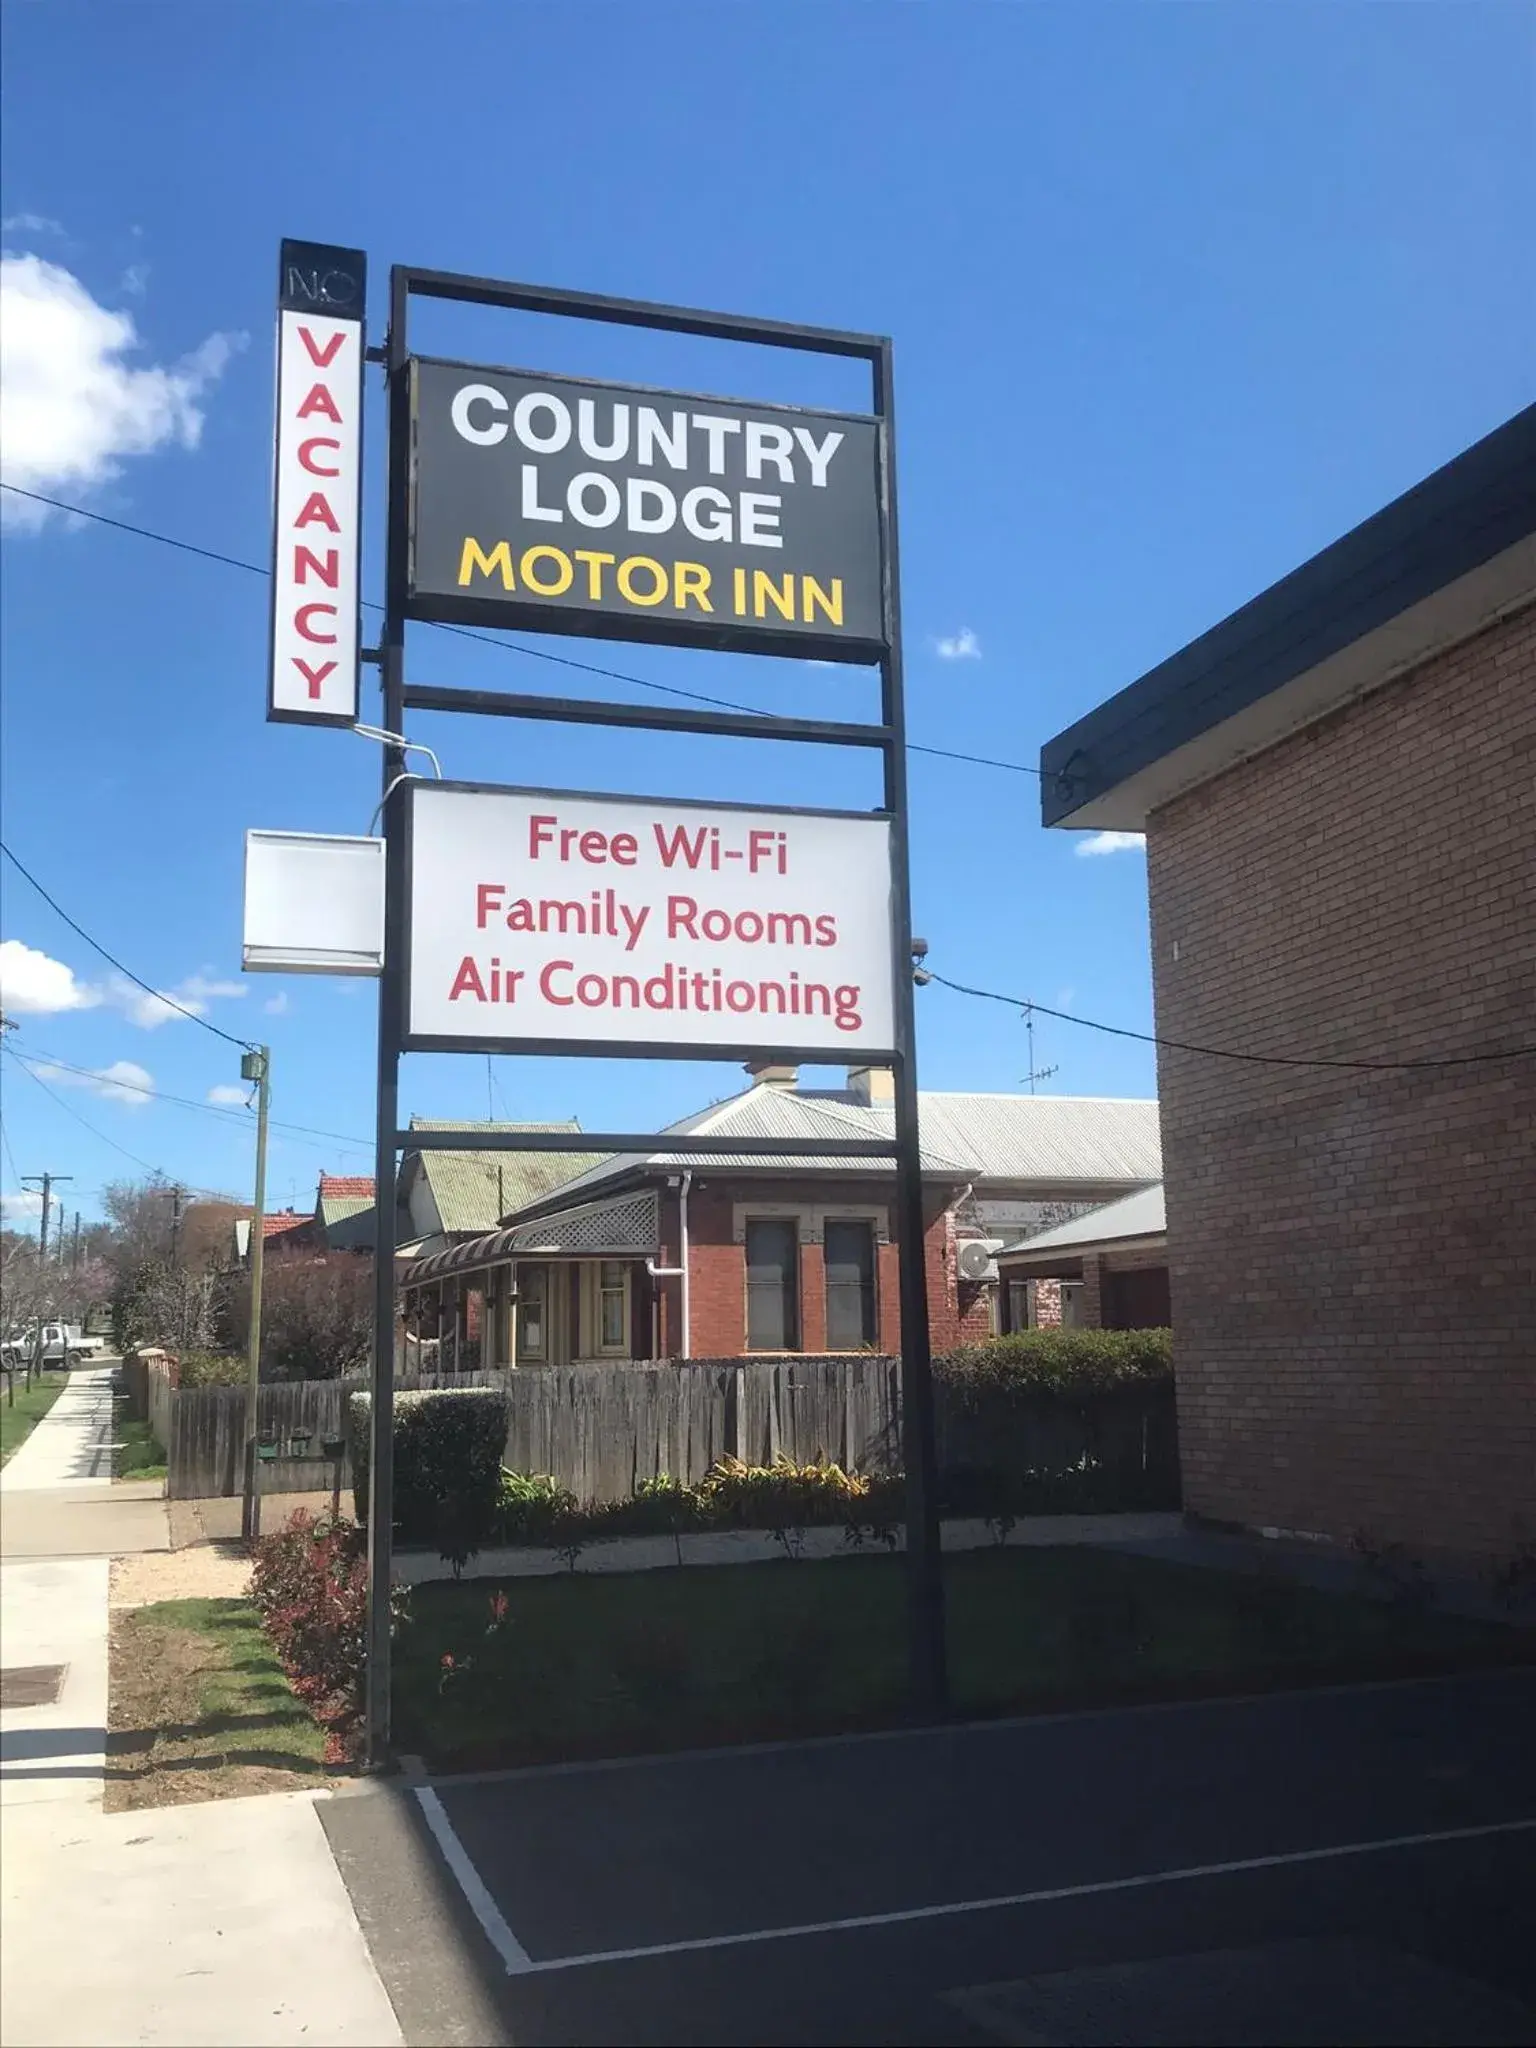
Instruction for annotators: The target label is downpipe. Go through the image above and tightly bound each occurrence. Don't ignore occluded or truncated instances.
[645,1168,693,1359]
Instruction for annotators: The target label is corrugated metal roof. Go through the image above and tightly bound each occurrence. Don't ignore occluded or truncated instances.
[407,1120,606,1235]
[318,1194,373,1225]
[998,1181,1166,1257]
[512,1087,1158,1214]
[912,1094,1161,1183]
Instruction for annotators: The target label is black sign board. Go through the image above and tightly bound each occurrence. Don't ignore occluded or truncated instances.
[406,359,886,661]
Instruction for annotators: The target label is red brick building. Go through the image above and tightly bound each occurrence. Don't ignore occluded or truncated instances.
[1040,405,1536,1567]
[398,1066,1160,1367]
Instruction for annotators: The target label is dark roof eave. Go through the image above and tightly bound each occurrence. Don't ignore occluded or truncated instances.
[1039,406,1536,831]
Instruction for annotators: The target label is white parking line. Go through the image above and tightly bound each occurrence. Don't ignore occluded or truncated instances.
[414,1787,533,1974]
[421,1812,1536,1978]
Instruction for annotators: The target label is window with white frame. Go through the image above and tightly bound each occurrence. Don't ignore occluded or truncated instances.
[516,1263,549,1362]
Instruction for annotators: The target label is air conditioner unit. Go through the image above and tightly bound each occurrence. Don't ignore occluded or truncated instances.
[956,1239,1000,1284]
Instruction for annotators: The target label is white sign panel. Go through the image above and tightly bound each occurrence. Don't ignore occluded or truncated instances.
[268,241,366,725]
[243,830,385,975]
[405,783,896,1055]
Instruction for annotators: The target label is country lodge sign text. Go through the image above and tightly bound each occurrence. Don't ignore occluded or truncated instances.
[408,362,885,660]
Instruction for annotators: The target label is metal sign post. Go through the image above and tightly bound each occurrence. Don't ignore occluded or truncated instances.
[279,261,948,1767]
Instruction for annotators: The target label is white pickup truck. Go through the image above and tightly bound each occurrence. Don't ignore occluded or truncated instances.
[26,1323,101,1365]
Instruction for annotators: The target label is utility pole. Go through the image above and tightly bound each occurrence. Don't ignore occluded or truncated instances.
[240,1048,271,1544]
[169,1183,185,1264]
[71,1213,81,1268]
[20,1172,70,1384]
[22,1172,72,1260]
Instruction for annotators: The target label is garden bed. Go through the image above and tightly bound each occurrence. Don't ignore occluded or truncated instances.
[393,1544,1533,1772]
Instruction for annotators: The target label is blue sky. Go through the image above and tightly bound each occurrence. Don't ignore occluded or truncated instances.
[2,2,1531,1225]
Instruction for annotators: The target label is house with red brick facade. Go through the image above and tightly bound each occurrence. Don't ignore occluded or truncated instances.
[1039,403,1536,1568]
[397,1065,1160,1368]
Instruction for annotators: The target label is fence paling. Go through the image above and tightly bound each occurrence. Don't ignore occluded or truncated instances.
[152,1354,1178,1507]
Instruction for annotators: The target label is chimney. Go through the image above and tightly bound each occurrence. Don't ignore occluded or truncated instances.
[743,1061,799,1090]
[846,1065,895,1106]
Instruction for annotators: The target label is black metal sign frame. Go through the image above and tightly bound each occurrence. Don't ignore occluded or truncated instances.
[364,264,946,1767]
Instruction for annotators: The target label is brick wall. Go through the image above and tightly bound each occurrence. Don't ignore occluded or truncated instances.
[1146,601,1536,1565]
[655,1175,990,1358]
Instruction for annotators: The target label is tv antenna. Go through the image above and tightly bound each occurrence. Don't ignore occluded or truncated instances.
[1021,1008,1058,1095]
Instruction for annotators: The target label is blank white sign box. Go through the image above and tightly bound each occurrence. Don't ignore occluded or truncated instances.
[243,830,385,975]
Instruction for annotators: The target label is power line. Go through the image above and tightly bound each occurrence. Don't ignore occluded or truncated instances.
[0,840,257,1050]
[6,1051,166,1173]
[3,1049,281,1194]
[925,971,1536,1073]
[9,1047,370,1151]
[0,483,1046,781]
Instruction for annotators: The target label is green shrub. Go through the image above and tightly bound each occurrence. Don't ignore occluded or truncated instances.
[594,1475,711,1539]
[493,1470,579,1546]
[697,1454,872,1531]
[248,1509,367,1759]
[935,1327,1172,1398]
[349,1388,507,1556]
[176,1350,247,1388]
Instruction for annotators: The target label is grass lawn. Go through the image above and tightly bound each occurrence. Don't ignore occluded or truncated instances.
[394,1545,1533,1770]
[105,1596,330,1809]
[0,1370,67,1466]
[112,1403,167,1482]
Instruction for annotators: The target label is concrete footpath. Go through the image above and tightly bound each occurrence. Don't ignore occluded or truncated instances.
[1,1365,401,2048]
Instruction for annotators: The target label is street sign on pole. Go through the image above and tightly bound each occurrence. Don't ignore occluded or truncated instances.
[263,251,949,1767]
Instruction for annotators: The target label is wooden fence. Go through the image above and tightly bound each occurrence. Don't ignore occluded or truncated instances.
[142,1353,1178,1509]
[500,1356,903,1501]
[151,1369,504,1501]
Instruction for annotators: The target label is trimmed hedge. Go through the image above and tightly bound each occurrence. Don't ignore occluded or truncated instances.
[349,1388,507,1557]
[934,1327,1172,1397]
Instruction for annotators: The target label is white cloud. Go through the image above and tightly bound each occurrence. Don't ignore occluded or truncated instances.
[0,252,243,530]
[0,938,102,1016]
[207,1084,249,1107]
[111,972,246,1030]
[1,214,63,237]
[263,992,290,1016]
[1,1188,45,1222]
[1074,831,1147,858]
[34,1058,154,1107]
[120,262,150,298]
[934,627,981,661]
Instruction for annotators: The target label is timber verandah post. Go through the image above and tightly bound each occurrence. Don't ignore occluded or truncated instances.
[360,267,949,1767]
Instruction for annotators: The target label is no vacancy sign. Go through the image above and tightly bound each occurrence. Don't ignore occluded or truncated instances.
[404,782,896,1055]
[267,240,367,724]
[407,362,886,661]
